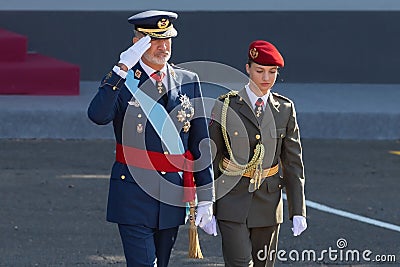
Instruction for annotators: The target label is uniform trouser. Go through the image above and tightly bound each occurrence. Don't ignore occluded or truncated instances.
[118,224,179,267]
[218,220,280,267]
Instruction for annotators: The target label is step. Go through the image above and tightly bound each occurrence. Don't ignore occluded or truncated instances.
[0,28,27,62]
[0,53,80,95]
[0,82,399,139]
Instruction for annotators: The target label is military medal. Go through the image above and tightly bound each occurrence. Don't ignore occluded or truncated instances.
[256,106,262,117]
[177,110,186,122]
[183,121,191,133]
[255,98,264,118]
[177,94,194,132]
[157,82,164,94]
[137,123,143,133]
[151,71,165,94]
[180,94,191,109]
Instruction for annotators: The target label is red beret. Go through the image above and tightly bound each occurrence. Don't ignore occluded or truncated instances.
[248,40,284,67]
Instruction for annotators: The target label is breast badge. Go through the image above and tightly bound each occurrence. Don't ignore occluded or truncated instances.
[137,123,143,133]
[177,94,194,133]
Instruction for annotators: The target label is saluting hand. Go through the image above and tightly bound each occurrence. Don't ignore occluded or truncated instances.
[118,35,151,70]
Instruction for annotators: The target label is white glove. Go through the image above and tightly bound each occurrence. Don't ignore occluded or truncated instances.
[292,215,307,236]
[195,201,213,228]
[118,35,151,70]
[200,215,217,236]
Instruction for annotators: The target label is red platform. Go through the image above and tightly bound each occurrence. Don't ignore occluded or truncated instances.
[0,28,79,95]
[0,29,27,62]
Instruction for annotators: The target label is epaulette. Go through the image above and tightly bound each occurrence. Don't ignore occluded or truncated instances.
[272,92,292,103]
[219,90,239,100]
[170,63,193,72]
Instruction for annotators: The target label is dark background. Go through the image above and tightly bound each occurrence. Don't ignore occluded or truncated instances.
[1,11,399,83]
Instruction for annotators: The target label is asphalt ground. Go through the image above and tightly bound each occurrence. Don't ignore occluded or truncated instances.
[1,139,399,267]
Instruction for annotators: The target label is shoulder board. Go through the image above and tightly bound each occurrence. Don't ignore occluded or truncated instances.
[272,92,292,103]
[219,90,239,100]
[169,63,193,72]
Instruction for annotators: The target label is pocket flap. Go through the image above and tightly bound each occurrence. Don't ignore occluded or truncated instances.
[266,176,284,193]
[270,128,286,139]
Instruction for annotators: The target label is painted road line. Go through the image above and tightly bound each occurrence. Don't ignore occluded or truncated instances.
[283,193,400,233]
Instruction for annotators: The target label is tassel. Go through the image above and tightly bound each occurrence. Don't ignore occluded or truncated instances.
[188,201,203,259]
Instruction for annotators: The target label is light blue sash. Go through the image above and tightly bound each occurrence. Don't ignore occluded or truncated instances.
[125,70,195,213]
[125,70,184,155]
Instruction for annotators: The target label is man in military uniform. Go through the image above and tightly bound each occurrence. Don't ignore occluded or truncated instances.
[209,40,307,266]
[87,10,214,267]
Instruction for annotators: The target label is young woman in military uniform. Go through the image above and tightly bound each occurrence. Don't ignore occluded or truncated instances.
[209,40,307,267]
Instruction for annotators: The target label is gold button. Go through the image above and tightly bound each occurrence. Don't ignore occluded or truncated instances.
[278,184,282,188]
[250,179,255,184]
[280,133,284,138]
[255,134,261,140]
[112,86,117,91]
[120,175,126,180]
[164,151,169,155]
[138,114,142,118]
[161,171,166,175]
[221,180,225,184]
[234,131,238,136]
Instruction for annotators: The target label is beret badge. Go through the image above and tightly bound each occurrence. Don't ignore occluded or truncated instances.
[157,18,169,29]
[249,48,258,59]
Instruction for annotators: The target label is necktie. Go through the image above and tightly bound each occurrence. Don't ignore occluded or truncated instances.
[254,98,264,119]
[150,71,168,106]
[150,71,166,94]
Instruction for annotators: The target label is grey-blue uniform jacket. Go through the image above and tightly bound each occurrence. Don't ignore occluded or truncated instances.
[88,62,214,230]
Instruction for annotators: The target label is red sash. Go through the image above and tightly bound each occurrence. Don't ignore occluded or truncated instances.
[115,143,195,202]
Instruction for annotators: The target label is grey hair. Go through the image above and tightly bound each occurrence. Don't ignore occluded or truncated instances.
[133,30,145,38]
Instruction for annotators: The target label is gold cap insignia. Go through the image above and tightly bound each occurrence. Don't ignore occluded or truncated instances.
[250,48,258,59]
[134,69,142,79]
[157,18,169,29]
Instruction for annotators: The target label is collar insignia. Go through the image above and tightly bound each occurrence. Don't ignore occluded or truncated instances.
[134,69,142,79]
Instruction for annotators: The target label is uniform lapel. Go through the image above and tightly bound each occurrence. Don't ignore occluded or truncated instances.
[268,92,280,112]
[237,89,259,128]
[131,63,149,88]
[260,92,280,128]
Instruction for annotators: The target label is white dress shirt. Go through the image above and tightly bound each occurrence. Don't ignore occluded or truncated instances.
[245,84,270,110]
[139,60,168,88]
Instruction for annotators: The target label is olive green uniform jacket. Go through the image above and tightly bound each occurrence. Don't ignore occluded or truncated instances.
[209,88,306,228]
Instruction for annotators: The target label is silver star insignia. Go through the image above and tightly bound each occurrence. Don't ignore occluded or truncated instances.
[177,110,187,122]
[179,94,191,110]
